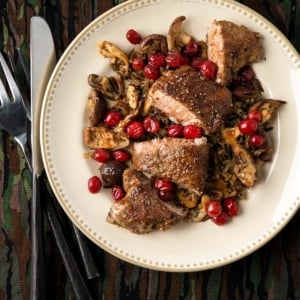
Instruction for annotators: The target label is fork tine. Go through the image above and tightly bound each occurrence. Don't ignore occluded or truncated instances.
[16,48,30,86]
[0,52,23,104]
[0,79,8,105]
[8,50,31,121]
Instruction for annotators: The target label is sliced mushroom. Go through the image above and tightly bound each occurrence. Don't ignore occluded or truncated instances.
[88,74,124,101]
[188,194,210,222]
[140,34,168,55]
[98,41,129,76]
[87,90,107,126]
[222,127,256,187]
[222,127,241,144]
[167,16,193,50]
[84,126,129,150]
[126,85,140,110]
[232,143,256,187]
[249,99,286,124]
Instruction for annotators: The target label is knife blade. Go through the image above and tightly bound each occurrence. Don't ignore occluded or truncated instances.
[30,16,96,300]
[30,16,56,300]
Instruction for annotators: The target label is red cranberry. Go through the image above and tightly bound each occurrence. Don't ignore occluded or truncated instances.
[126,29,142,44]
[126,121,145,139]
[88,176,102,193]
[248,110,262,122]
[132,57,145,71]
[183,42,200,57]
[143,64,160,80]
[167,124,183,137]
[154,178,175,192]
[111,185,125,201]
[157,189,175,202]
[238,118,258,135]
[190,57,205,70]
[93,149,111,163]
[198,60,218,80]
[104,111,122,127]
[148,53,166,68]
[143,116,160,133]
[223,198,239,217]
[239,65,255,82]
[211,212,231,226]
[113,149,131,162]
[249,133,266,147]
[206,200,223,218]
[182,125,202,139]
[165,50,188,68]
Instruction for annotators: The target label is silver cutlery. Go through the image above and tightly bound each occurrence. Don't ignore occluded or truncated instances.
[0,50,92,299]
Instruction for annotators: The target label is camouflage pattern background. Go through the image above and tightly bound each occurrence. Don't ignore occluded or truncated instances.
[0,0,300,299]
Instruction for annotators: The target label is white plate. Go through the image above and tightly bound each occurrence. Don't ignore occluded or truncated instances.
[41,0,300,271]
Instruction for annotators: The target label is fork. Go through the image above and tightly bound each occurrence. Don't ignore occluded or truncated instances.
[0,52,32,171]
[0,51,93,299]
[0,51,46,299]
[15,48,100,281]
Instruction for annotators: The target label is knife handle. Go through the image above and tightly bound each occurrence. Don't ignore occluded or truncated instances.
[30,175,46,300]
[71,223,100,279]
[41,177,93,300]
[41,175,100,280]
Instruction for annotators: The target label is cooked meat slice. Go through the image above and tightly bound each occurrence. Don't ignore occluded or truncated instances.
[106,169,187,234]
[207,20,264,86]
[146,66,232,134]
[132,137,208,195]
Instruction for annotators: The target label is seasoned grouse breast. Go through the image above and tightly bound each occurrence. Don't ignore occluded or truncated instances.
[147,65,232,134]
[132,137,208,195]
[207,20,264,86]
[106,169,187,234]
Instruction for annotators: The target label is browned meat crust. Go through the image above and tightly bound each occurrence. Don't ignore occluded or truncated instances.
[147,66,232,134]
[131,137,208,195]
[106,169,187,234]
[207,20,264,86]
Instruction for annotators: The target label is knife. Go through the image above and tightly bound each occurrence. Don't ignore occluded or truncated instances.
[30,16,56,300]
[30,16,95,300]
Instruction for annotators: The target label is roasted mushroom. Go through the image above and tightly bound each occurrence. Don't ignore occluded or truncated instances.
[188,194,210,222]
[232,143,256,187]
[88,74,124,101]
[84,126,130,150]
[140,34,168,55]
[126,85,140,110]
[167,16,193,50]
[222,127,256,187]
[87,90,107,126]
[98,41,129,76]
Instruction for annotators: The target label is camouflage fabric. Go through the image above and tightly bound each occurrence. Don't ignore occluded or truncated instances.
[0,1,300,299]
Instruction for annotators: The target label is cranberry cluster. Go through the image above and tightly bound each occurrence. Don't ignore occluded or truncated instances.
[154,178,176,202]
[206,198,239,225]
[237,110,265,148]
[126,29,218,81]
[103,109,203,140]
